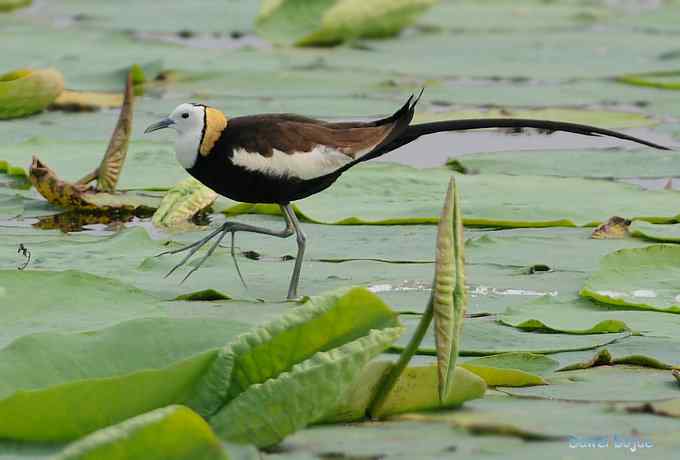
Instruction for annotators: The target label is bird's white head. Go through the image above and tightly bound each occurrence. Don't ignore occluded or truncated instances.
[145,103,227,169]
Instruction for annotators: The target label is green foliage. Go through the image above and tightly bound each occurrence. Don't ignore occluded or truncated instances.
[256,0,438,46]
[581,245,680,313]
[0,68,63,119]
[54,406,232,460]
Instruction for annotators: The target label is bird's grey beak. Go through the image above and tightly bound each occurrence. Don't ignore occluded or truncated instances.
[144,118,175,134]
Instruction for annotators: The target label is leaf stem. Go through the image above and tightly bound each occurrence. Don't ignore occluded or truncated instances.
[368,291,434,419]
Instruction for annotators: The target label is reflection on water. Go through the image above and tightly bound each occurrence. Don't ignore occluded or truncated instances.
[32,211,140,233]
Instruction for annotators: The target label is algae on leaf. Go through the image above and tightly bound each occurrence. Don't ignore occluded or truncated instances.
[0,68,64,119]
[256,0,438,46]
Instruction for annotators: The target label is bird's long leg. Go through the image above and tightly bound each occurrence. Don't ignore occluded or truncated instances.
[160,205,295,286]
[282,203,307,300]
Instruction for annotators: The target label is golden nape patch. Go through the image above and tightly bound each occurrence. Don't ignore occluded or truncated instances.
[199,107,228,156]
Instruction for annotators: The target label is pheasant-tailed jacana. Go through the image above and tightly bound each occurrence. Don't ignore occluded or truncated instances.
[145,92,670,299]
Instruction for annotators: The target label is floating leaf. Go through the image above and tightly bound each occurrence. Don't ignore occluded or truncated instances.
[581,245,680,313]
[502,366,680,402]
[617,70,680,90]
[0,68,64,119]
[0,0,31,12]
[0,316,251,442]
[51,90,124,112]
[187,287,403,447]
[54,405,230,460]
[325,361,485,422]
[29,156,160,213]
[451,148,680,179]
[211,325,402,447]
[152,178,217,229]
[256,0,438,46]
[223,164,680,227]
[459,352,558,386]
[433,178,466,402]
[631,221,680,243]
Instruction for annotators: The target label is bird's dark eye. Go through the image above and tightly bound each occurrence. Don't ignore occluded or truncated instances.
[181,113,189,119]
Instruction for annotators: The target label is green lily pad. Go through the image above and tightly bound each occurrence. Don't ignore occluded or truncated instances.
[617,70,680,91]
[459,352,558,386]
[54,405,232,460]
[581,245,680,314]
[256,0,438,47]
[452,148,680,179]
[502,365,680,402]
[401,393,680,442]
[325,361,485,423]
[0,68,64,119]
[0,0,31,12]
[631,221,680,243]
[223,164,680,227]
[501,296,680,337]
[394,316,630,356]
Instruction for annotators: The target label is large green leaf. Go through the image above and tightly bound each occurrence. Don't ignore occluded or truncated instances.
[0,318,250,442]
[395,316,630,356]
[0,270,163,347]
[210,325,402,447]
[631,221,680,243]
[502,366,680,402]
[453,148,680,179]
[223,164,680,227]
[581,245,680,313]
[0,69,63,119]
[324,361,485,423]
[256,0,438,46]
[500,296,680,337]
[54,405,233,460]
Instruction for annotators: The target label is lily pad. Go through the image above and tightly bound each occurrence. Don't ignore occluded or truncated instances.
[54,405,232,460]
[223,164,680,227]
[617,70,680,91]
[581,245,680,314]
[631,221,680,243]
[501,365,680,402]
[256,0,438,46]
[152,178,217,229]
[0,68,64,119]
[325,361,485,423]
[29,157,161,213]
[0,0,30,12]
[500,296,680,338]
[394,316,630,356]
[452,149,680,179]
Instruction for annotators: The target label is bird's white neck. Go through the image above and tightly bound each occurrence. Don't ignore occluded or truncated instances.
[175,129,201,169]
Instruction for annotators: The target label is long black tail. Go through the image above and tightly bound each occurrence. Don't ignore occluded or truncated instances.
[394,118,671,151]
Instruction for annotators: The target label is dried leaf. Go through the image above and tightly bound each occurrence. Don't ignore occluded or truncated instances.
[51,90,124,112]
[96,72,134,192]
[433,177,467,402]
[29,156,159,213]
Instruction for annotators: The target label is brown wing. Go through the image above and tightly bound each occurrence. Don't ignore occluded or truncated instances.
[222,93,420,159]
